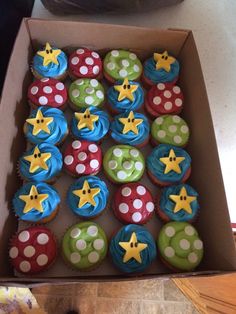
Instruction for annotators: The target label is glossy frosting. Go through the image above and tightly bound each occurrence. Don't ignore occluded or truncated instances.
[110,224,157,273]
[158,222,203,271]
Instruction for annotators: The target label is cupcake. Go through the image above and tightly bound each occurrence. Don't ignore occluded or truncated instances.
[151,115,190,147]
[9,226,57,274]
[143,51,180,87]
[71,107,110,142]
[157,222,203,271]
[13,182,60,224]
[68,48,102,80]
[145,83,184,118]
[63,140,102,177]
[113,183,155,224]
[62,222,108,271]
[157,184,199,222]
[19,143,63,183]
[107,79,144,114]
[24,106,68,145]
[27,78,68,110]
[110,110,150,147]
[110,224,157,274]
[147,144,191,186]
[69,78,105,111]
[103,145,145,184]
[67,176,109,219]
[31,42,68,80]
[103,50,142,84]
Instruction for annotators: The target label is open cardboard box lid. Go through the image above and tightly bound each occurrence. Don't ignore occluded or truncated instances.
[0,18,236,286]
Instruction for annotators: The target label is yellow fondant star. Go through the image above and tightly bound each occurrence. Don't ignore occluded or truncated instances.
[19,185,48,214]
[23,146,51,173]
[37,42,61,66]
[153,51,176,72]
[114,78,138,101]
[118,111,143,135]
[169,187,196,214]
[159,149,185,174]
[119,232,147,263]
[73,180,100,208]
[26,109,53,136]
[74,109,99,131]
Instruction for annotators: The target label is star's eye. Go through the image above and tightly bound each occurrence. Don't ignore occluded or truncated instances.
[132,119,135,122]
[87,115,90,118]
[34,154,37,158]
[34,195,38,199]
[162,55,165,59]
[88,189,91,194]
[184,196,187,200]
[30,195,34,200]
[82,190,86,195]
[46,49,49,54]
[128,118,131,122]
[36,119,40,124]
[41,119,44,123]
[130,242,133,248]
[165,56,168,60]
[123,85,127,90]
[180,196,183,201]
[169,157,172,161]
[135,242,138,247]
[173,157,176,161]
[38,153,41,158]
[84,115,87,118]
[127,84,130,89]
[50,49,53,53]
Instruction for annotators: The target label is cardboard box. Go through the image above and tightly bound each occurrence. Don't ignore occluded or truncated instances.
[0,18,236,286]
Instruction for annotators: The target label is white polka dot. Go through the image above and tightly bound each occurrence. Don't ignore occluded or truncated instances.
[123,161,132,170]
[75,79,84,85]
[107,62,115,70]
[77,48,85,54]
[93,239,104,250]
[64,155,74,165]
[85,96,94,105]
[175,98,183,107]
[132,212,142,222]
[70,228,81,238]
[93,66,99,74]
[76,239,87,251]
[19,261,31,273]
[39,96,48,105]
[136,185,146,195]
[78,152,87,161]
[164,247,175,258]
[96,90,104,99]
[119,69,128,78]
[24,245,35,258]
[88,144,98,153]
[55,94,63,104]
[121,59,129,67]
[90,79,98,87]
[153,96,161,105]
[157,130,166,138]
[179,239,190,250]
[113,148,122,157]
[111,50,119,57]
[185,226,195,236]
[169,125,177,133]
[56,82,64,90]
[43,86,52,94]
[194,240,203,250]
[87,225,98,237]
[155,117,163,125]
[88,251,99,263]
[72,89,80,98]
[172,115,181,123]
[174,135,182,144]
[72,140,82,149]
[18,231,30,243]
[37,254,48,266]
[37,233,49,245]
[173,86,181,94]
[85,87,94,94]
[117,171,127,180]
[9,247,18,259]
[130,149,139,157]
[90,159,99,169]
[31,86,38,95]
[85,57,94,65]
[164,102,173,110]
[133,65,140,72]
[129,53,137,60]
[135,161,143,171]
[188,252,198,264]
[76,164,86,174]
[71,56,79,65]
[71,252,81,263]
[80,66,88,75]
[121,187,131,197]
[119,203,129,213]
[108,160,117,169]
[165,226,175,237]
[146,202,154,212]
[133,199,143,209]
[164,91,172,98]
[181,125,189,134]
[157,83,165,90]
[92,51,99,59]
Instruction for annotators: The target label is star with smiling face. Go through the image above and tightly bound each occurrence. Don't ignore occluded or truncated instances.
[23,146,51,173]
[19,185,48,213]
[72,180,101,208]
[169,187,196,214]
[26,109,53,136]
[118,111,143,135]
[153,51,176,72]
[114,78,138,101]
[74,109,99,131]
[119,232,148,263]
[159,149,185,174]
[37,42,61,66]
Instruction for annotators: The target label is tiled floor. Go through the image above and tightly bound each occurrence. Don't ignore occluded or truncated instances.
[32,279,198,314]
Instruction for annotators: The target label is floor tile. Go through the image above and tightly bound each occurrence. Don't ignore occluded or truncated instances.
[34,294,73,314]
[73,282,98,297]
[32,284,75,296]
[164,280,190,302]
[72,295,97,314]
[142,301,197,314]
[96,297,141,314]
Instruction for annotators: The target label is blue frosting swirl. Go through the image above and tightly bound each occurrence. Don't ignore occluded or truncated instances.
[110,224,157,273]
[71,106,110,142]
[147,144,191,183]
[19,143,63,182]
[13,182,60,222]
[33,49,68,78]
[110,111,150,145]
[25,106,68,145]
[144,57,180,84]
[67,175,109,218]
[107,81,144,113]
[159,184,199,221]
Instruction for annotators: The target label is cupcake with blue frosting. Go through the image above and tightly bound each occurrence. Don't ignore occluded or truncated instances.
[143,51,180,87]
[24,106,68,145]
[107,78,144,114]
[32,42,68,80]
[67,175,109,219]
[110,224,157,274]
[71,106,110,142]
[13,182,60,223]
[110,111,150,147]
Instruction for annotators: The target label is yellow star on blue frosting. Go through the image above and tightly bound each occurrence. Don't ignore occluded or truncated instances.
[37,42,61,66]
